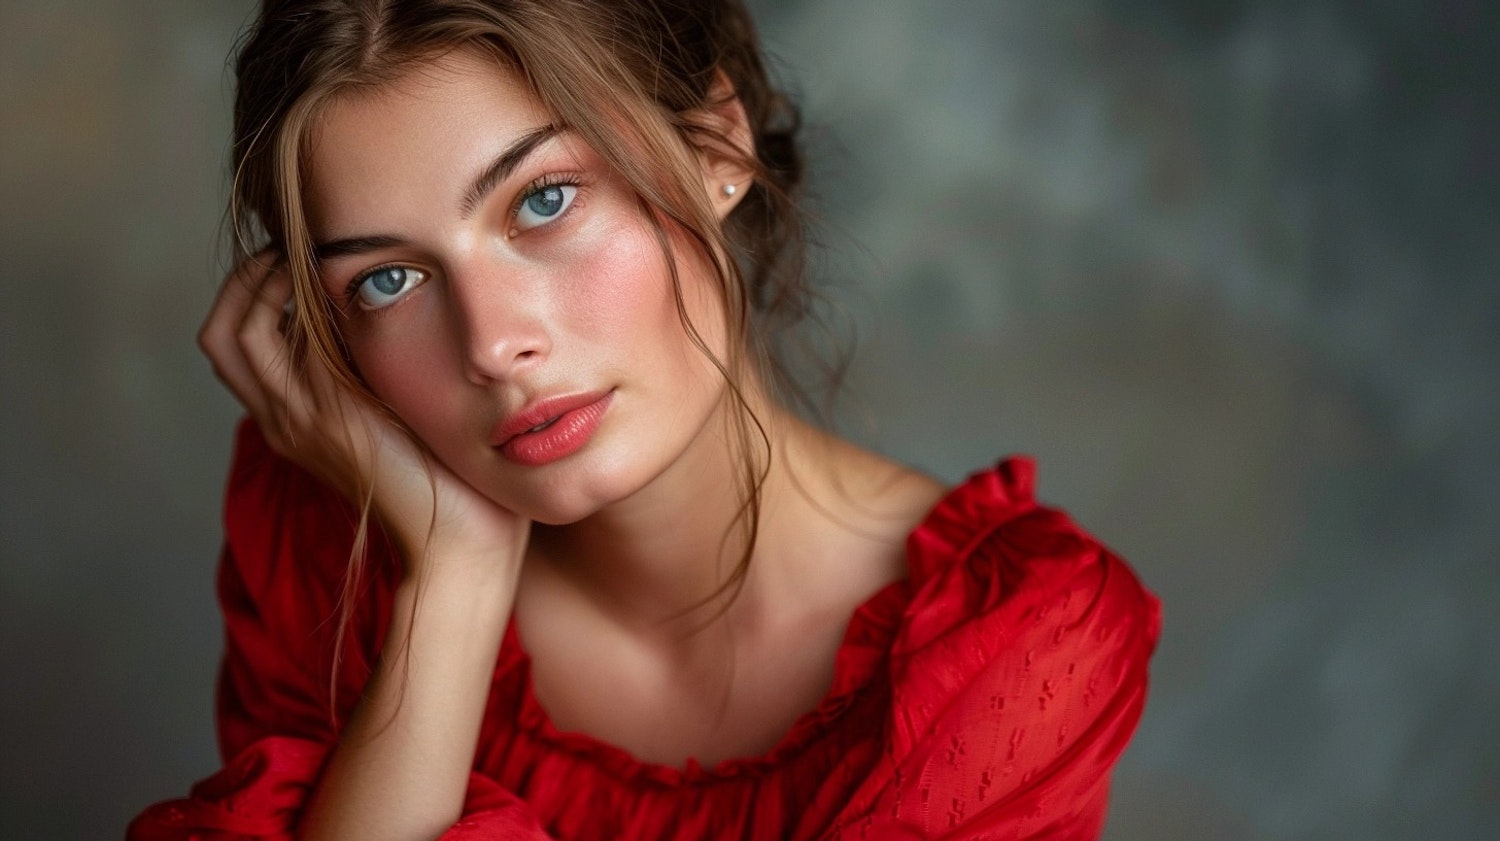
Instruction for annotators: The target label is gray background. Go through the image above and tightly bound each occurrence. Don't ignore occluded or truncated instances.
[2,0,1496,838]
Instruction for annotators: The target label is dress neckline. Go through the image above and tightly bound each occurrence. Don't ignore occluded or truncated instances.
[502,576,907,785]
[498,457,1037,785]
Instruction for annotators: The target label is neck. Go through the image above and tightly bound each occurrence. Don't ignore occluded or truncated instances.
[526,390,798,636]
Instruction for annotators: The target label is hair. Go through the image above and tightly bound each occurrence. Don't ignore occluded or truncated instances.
[229,0,814,717]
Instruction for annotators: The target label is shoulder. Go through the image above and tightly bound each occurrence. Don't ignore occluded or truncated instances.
[900,457,1159,647]
[221,418,378,598]
[888,457,1161,740]
[215,419,399,749]
[217,418,397,661]
[833,460,1160,835]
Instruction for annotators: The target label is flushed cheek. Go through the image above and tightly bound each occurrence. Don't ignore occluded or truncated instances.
[560,213,678,338]
[564,214,728,386]
[348,324,470,443]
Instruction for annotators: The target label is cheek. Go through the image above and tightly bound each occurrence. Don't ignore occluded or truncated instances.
[567,216,679,338]
[566,212,728,372]
[345,326,458,432]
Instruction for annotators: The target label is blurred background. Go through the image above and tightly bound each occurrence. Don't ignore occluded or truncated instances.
[1,0,1496,838]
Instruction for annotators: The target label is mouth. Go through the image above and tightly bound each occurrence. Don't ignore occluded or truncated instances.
[492,389,615,466]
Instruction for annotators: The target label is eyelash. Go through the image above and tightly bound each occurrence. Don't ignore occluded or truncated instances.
[511,171,587,227]
[343,262,415,313]
[340,171,589,314]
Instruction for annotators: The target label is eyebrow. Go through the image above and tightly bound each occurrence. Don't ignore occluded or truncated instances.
[459,123,561,218]
[314,234,406,262]
[313,123,562,262]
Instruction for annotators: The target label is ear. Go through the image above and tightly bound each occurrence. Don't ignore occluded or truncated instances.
[694,71,755,221]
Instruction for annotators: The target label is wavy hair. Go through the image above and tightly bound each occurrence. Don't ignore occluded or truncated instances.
[228,0,814,718]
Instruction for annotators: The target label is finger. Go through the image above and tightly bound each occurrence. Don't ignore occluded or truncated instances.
[236,264,293,381]
[202,249,279,343]
[200,254,282,422]
[235,265,301,431]
[198,253,268,375]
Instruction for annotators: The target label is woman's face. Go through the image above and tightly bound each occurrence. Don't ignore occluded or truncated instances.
[304,49,735,524]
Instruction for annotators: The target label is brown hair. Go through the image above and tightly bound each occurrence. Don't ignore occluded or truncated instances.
[229,0,812,711]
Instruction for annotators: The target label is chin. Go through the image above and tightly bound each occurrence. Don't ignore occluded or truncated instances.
[523,500,603,527]
[495,453,652,526]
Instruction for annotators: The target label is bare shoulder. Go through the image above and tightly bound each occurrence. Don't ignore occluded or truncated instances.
[826,436,948,534]
[779,425,948,572]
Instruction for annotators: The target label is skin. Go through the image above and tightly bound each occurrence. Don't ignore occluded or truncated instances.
[200,48,945,841]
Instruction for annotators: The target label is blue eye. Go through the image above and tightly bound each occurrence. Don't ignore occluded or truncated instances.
[515,184,577,230]
[353,266,427,310]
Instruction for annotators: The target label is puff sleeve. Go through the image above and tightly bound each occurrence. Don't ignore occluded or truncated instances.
[826,459,1161,840]
[128,420,553,840]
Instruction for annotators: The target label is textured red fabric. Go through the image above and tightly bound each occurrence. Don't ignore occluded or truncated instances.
[129,421,1160,840]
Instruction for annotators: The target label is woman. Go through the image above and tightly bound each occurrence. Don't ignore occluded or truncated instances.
[130,1,1159,838]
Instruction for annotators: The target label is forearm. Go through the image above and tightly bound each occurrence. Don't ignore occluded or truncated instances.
[299,563,518,841]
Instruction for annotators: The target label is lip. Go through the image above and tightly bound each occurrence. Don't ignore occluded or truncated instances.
[491,389,614,466]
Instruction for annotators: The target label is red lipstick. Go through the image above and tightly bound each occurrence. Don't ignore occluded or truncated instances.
[492,390,614,466]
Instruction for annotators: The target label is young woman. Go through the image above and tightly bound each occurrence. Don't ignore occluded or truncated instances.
[130,1,1159,838]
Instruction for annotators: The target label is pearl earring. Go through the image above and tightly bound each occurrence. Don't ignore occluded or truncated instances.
[722,183,738,197]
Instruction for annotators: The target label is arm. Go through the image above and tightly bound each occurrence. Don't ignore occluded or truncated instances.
[193,254,533,840]
[827,497,1161,840]
[300,564,518,841]
[128,424,552,841]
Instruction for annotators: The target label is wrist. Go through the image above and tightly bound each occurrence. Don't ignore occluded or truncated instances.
[374,497,529,586]
[398,544,523,595]
[390,560,519,651]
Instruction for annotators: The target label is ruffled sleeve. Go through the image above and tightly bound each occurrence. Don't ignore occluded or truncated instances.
[828,458,1161,839]
[128,420,554,840]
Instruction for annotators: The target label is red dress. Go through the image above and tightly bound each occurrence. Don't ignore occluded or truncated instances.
[130,421,1160,840]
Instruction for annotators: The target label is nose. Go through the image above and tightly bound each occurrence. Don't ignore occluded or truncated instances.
[448,263,552,385]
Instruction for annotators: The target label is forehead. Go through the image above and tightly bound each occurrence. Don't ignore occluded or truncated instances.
[303,48,555,239]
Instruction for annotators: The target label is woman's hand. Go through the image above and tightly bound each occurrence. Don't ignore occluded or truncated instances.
[198,252,529,581]
[202,253,526,840]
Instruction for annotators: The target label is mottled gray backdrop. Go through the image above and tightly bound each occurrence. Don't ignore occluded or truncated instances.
[1,0,1495,838]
